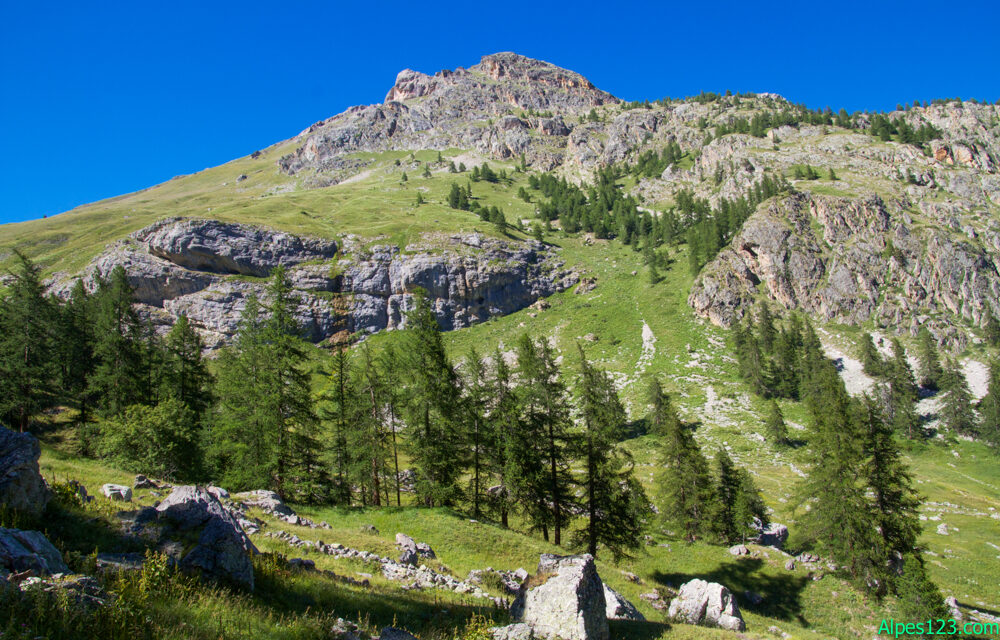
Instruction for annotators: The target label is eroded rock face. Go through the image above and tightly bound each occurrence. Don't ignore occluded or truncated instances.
[0,528,69,576]
[689,192,1000,348]
[510,553,609,640]
[155,485,258,590]
[0,425,49,516]
[49,220,577,349]
[603,584,645,620]
[667,579,745,631]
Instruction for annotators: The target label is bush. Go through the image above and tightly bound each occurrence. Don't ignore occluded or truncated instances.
[98,398,200,480]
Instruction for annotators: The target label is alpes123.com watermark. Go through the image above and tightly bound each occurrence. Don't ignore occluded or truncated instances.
[878,619,1000,637]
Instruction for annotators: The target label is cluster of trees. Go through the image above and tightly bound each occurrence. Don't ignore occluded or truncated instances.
[0,254,210,478]
[446,182,509,233]
[628,142,684,178]
[649,381,768,543]
[679,173,792,274]
[867,114,942,146]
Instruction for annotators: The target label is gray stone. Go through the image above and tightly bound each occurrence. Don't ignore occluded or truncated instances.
[101,484,132,501]
[0,425,49,516]
[752,521,789,549]
[511,553,609,640]
[668,579,745,631]
[0,528,69,575]
[398,548,418,566]
[491,623,535,640]
[233,489,295,517]
[379,628,419,640]
[156,485,258,590]
[729,544,750,556]
[133,474,156,489]
[603,584,645,620]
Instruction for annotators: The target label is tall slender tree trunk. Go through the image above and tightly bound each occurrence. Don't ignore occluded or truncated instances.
[389,401,401,506]
[473,416,481,518]
[549,423,561,546]
[587,435,597,557]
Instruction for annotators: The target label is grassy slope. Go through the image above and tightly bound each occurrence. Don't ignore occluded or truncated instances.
[9,137,999,638]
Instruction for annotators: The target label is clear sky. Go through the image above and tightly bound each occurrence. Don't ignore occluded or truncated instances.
[1,0,997,224]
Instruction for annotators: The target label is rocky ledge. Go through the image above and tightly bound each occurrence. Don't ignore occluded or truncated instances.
[49,219,578,348]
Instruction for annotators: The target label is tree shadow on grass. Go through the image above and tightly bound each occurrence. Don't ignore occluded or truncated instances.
[610,618,671,639]
[653,557,812,627]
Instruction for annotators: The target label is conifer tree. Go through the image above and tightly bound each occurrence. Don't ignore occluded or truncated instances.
[886,338,921,438]
[646,379,681,437]
[486,348,519,528]
[462,348,490,517]
[575,345,648,559]
[401,290,464,506]
[983,309,1000,347]
[732,466,768,542]
[893,554,949,635]
[658,396,716,541]
[939,359,976,436]
[765,399,789,445]
[378,344,406,505]
[89,265,143,417]
[978,360,1000,449]
[161,314,212,419]
[318,346,357,504]
[0,252,57,432]
[859,332,884,377]
[916,328,942,390]
[860,396,921,592]
[354,344,392,506]
[513,334,573,544]
[60,279,96,430]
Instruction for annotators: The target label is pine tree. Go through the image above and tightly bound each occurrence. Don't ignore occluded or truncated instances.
[916,328,942,391]
[658,396,716,542]
[354,344,392,506]
[318,346,357,504]
[378,344,405,505]
[422,165,431,178]
[401,290,464,506]
[89,265,143,417]
[799,358,882,588]
[415,192,424,205]
[765,399,789,445]
[978,360,1000,449]
[0,251,57,432]
[60,279,96,432]
[860,396,921,593]
[462,348,490,518]
[732,466,768,542]
[575,345,648,559]
[757,303,776,354]
[886,338,921,439]
[513,334,573,544]
[893,554,949,637]
[99,396,199,480]
[859,332,885,377]
[486,348,519,527]
[983,309,1000,347]
[646,379,681,437]
[939,359,976,436]
[161,314,212,419]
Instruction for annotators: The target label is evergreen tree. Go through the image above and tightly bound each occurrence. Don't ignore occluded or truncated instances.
[732,466,769,543]
[939,359,976,436]
[401,290,464,506]
[317,346,357,504]
[646,379,681,437]
[915,328,942,390]
[60,279,96,431]
[99,397,199,480]
[893,554,949,637]
[89,265,143,417]
[765,399,789,445]
[462,349,490,518]
[860,396,922,593]
[859,332,885,377]
[0,252,57,432]
[161,314,212,419]
[757,303,776,353]
[658,398,716,541]
[886,339,921,439]
[485,348,519,528]
[378,344,406,505]
[354,344,393,506]
[575,345,648,559]
[983,309,1000,347]
[513,334,573,544]
[978,360,1000,449]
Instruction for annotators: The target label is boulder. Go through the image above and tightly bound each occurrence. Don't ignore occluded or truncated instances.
[207,486,229,500]
[0,528,69,576]
[0,425,49,515]
[415,542,436,559]
[102,484,132,501]
[133,474,157,489]
[728,544,749,556]
[155,485,258,590]
[360,524,379,535]
[491,623,535,640]
[18,574,108,610]
[398,548,418,566]
[395,532,417,551]
[233,489,294,517]
[603,584,645,620]
[752,521,789,549]
[511,554,609,640]
[668,579,745,631]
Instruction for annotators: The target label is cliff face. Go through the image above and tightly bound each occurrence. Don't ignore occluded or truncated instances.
[50,219,578,348]
[688,193,1000,350]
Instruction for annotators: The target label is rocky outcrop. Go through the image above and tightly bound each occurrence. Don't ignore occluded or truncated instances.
[0,425,49,516]
[280,53,617,180]
[668,579,745,631]
[603,584,644,621]
[0,528,69,576]
[510,554,609,640]
[50,219,577,349]
[752,521,789,549]
[689,192,1000,348]
[155,485,258,591]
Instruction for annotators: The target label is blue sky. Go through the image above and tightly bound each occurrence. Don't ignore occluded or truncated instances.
[1,0,997,224]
